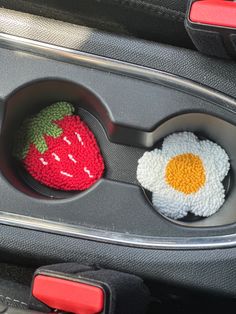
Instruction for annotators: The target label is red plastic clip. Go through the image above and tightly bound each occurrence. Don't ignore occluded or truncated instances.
[32,275,105,314]
[190,0,236,28]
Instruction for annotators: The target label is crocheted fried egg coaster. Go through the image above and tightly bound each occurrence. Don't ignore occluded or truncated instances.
[137,132,230,219]
[13,102,105,191]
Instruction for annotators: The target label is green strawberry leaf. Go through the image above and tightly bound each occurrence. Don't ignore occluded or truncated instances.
[13,102,74,159]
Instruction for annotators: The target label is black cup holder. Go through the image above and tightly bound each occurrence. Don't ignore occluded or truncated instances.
[1,79,236,228]
[0,79,111,199]
[0,78,145,200]
[140,113,236,227]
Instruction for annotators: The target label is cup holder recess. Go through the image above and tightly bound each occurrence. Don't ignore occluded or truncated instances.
[1,79,236,228]
[141,113,235,227]
[1,79,112,199]
[1,79,145,199]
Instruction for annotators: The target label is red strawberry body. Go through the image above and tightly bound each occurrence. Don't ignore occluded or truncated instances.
[14,103,104,191]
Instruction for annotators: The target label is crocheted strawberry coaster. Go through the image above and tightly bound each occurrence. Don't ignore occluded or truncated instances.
[13,102,105,191]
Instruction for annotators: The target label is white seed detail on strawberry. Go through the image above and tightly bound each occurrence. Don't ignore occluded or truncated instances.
[52,153,61,161]
[84,167,94,178]
[39,158,48,166]
[13,102,105,191]
[68,154,77,163]
[75,132,84,145]
[63,136,71,145]
[60,171,73,178]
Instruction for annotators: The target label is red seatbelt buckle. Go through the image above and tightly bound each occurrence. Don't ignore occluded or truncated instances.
[31,270,109,314]
[185,0,236,59]
[29,263,150,314]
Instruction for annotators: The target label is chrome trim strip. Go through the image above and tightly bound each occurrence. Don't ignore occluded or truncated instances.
[0,211,236,250]
[0,33,236,250]
[0,33,236,112]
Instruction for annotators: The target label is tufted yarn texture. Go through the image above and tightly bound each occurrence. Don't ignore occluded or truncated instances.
[137,132,230,220]
[13,102,104,191]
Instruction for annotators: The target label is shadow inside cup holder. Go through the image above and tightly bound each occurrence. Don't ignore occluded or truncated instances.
[0,78,236,227]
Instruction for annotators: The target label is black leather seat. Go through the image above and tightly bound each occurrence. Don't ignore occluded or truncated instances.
[0,0,193,48]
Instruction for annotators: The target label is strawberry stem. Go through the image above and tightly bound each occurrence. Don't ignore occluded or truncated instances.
[13,102,75,159]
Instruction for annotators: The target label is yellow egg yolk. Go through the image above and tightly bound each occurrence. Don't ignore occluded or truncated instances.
[165,153,206,194]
